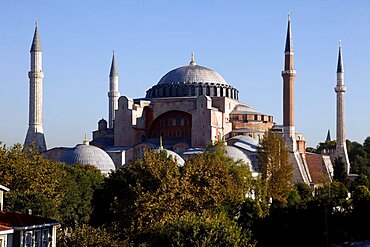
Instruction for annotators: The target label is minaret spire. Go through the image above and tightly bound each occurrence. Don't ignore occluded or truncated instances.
[337,41,344,73]
[24,23,47,152]
[108,51,120,129]
[30,21,42,52]
[335,41,350,174]
[109,50,118,77]
[285,12,293,54]
[282,13,296,140]
[326,129,331,142]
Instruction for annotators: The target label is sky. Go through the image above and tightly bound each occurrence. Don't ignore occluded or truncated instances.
[0,0,369,149]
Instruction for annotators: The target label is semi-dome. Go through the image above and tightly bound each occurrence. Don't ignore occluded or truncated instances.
[224,145,259,177]
[157,65,228,85]
[60,142,116,175]
[224,145,252,167]
[158,148,185,166]
[145,54,239,100]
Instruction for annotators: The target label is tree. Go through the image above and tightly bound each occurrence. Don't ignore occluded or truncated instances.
[93,144,255,245]
[257,131,293,204]
[181,142,253,217]
[92,149,183,240]
[364,136,370,155]
[0,143,104,227]
[350,174,369,191]
[58,164,104,226]
[57,223,124,247]
[0,144,65,218]
[149,212,255,247]
[333,157,348,185]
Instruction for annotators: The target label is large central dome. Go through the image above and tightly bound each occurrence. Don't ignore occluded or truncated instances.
[145,54,239,100]
[157,64,228,85]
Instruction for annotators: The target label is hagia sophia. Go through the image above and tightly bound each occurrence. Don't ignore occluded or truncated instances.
[25,16,351,184]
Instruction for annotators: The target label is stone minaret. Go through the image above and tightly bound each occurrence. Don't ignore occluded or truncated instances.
[282,14,296,143]
[108,51,120,129]
[24,22,47,152]
[335,42,350,174]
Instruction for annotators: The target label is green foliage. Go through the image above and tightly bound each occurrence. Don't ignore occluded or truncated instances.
[58,164,104,226]
[149,212,255,247]
[57,223,124,247]
[93,144,255,245]
[0,144,64,218]
[257,131,293,205]
[0,144,104,227]
[350,174,369,191]
[314,181,348,206]
[333,157,348,185]
[316,140,336,154]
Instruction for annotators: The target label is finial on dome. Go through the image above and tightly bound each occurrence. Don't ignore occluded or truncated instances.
[83,134,89,145]
[35,18,38,28]
[190,51,196,65]
[159,136,163,150]
[288,12,291,21]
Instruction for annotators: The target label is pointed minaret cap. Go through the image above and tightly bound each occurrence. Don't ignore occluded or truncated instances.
[189,51,196,65]
[109,51,118,77]
[30,20,42,52]
[285,12,294,53]
[326,129,331,142]
[337,41,344,73]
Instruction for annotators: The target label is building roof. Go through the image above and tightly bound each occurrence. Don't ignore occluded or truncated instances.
[30,23,42,52]
[60,143,116,174]
[230,104,258,114]
[223,145,258,173]
[158,148,185,166]
[285,13,293,53]
[109,52,118,77]
[337,42,344,73]
[306,152,331,184]
[0,211,59,230]
[0,185,10,192]
[157,64,228,86]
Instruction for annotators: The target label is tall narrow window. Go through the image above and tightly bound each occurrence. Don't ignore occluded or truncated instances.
[42,229,49,247]
[35,230,41,247]
[25,232,32,247]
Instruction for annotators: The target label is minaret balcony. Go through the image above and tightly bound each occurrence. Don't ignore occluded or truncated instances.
[281,70,296,76]
[335,86,346,93]
[28,71,44,78]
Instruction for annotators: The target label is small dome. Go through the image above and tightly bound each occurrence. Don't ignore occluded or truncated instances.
[60,144,116,174]
[158,148,185,166]
[224,145,259,177]
[157,64,228,86]
[224,146,252,166]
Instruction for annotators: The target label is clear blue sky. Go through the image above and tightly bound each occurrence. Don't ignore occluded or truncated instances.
[0,0,369,149]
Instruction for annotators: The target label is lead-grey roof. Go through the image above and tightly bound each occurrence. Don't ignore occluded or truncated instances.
[337,44,344,73]
[110,52,118,77]
[30,25,42,52]
[157,64,228,85]
[285,15,293,53]
[224,145,256,172]
[158,149,185,166]
[60,144,116,174]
